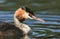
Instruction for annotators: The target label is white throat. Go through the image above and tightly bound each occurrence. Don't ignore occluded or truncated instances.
[14,16,32,34]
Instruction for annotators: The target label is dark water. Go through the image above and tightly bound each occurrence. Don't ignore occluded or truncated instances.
[0,0,60,39]
[0,11,60,39]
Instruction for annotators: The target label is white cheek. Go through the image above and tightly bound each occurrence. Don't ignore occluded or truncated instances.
[23,13,33,19]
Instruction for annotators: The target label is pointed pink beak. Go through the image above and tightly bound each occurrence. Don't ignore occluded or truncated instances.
[32,16,45,23]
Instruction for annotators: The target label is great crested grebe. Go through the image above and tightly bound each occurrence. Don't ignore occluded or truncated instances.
[0,7,45,36]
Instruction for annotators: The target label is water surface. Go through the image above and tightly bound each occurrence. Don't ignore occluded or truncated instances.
[0,11,60,39]
[0,0,60,39]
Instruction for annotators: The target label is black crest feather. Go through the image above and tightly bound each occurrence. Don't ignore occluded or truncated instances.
[21,6,34,15]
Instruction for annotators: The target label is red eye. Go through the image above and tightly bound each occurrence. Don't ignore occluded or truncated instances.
[29,14,33,17]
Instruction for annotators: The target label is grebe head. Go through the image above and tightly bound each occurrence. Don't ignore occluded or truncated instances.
[14,6,45,23]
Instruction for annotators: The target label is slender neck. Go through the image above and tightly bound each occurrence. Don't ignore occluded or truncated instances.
[14,16,23,28]
[13,16,31,34]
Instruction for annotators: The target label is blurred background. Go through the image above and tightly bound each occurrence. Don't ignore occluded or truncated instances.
[0,0,60,39]
[0,0,60,15]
